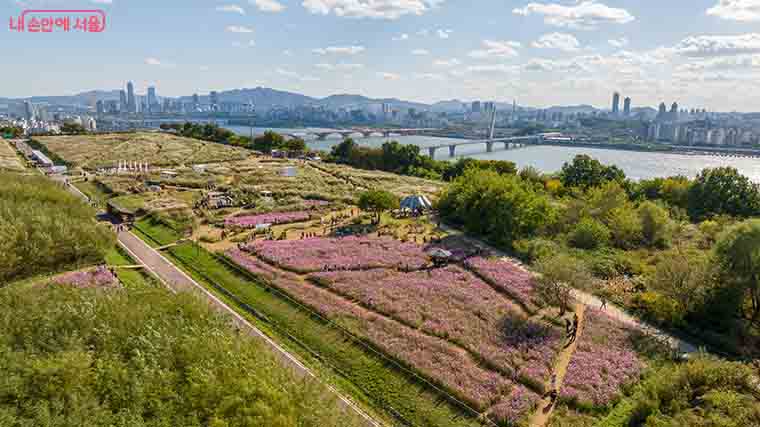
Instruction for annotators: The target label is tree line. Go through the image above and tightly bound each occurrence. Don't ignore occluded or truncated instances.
[438,155,760,355]
[160,123,307,154]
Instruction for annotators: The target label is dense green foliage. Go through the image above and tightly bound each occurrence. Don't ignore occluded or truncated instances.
[0,173,113,284]
[329,138,518,182]
[60,122,88,135]
[0,285,363,427]
[160,124,308,155]
[535,254,592,315]
[688,167,760,220]
[559,155,626,189]
[599,356,760,427]
[714,220,760,324]
[438,168,557,248]
[357,190,398,224]
[161,122,238,143]
[0,126,23,138]
[570,218,611,250]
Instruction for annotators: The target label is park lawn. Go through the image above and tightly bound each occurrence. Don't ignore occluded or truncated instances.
[0,140,24,171]
[133,218,183,247]
[105,246,160,289]
[74,180,112,202]
[133,218,483,427]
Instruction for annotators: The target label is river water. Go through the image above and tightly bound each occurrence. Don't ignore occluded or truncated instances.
[226,126,760,182]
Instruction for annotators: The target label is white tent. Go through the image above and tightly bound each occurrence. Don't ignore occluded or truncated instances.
[400,195,433,211]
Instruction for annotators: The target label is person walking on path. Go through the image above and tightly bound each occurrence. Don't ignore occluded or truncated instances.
[601,297,608,310]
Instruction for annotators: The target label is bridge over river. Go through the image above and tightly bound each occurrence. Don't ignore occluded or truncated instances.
[426,135,544,159]
[284,128,437,141]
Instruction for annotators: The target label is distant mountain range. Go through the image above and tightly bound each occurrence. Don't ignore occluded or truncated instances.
[0,86,608,114]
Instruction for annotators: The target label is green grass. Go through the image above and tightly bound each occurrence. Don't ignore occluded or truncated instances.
[135,221,482,427]
[74,180,112,201]
[105,246,160,289]
[134,217,183,247]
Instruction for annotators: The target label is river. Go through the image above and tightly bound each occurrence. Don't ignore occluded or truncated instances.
[226,126,760,182]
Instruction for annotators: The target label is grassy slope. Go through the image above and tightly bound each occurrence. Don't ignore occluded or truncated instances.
[105,246,160,289]
[133,220,483,427]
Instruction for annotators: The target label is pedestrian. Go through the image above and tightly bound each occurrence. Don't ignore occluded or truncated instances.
[564,318,572,336]
[601,297,608,310]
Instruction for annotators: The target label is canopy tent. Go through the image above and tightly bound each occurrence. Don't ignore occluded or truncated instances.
[400,195,433,212]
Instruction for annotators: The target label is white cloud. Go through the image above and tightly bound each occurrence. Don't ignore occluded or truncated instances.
[283,50,293,56]
[416,29,430,36]
[523,58,589,73]
[433,58,461,67]
[312,45,366,55]
[468,39,521,59]
[411,49,430,55]
[513,1,635,30]
[532,32,580,52]
[199,65,210,71]
[91,0,113,3]
[144,57,175,68]
[248,40,257,47]
[302,0,444,19]
[315,62,364,70]
[707,0,760,21]
[437,29,453,39]
[251,0,285,12]
[608,37,629,48]
[393,33,409,41]
[413,72,445,80]
[377,72,401,80]
[674,33,760,57]
[226,25,254,33]
[465,64,519,73]
[277,68,320,81]
[216,4,245,14]
[677,55,760,71]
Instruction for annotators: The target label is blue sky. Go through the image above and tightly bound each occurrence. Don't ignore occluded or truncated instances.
[4,0,760,111]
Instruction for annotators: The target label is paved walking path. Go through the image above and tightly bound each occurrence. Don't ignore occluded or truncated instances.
[117,231,383,427]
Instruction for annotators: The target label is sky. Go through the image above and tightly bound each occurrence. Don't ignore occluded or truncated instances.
[4,0,760,111]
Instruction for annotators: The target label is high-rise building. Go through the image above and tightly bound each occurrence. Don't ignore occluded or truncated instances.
[657,102,667,121]
[96,100,105,116]
[147,87,157,112]
[670,102,679,122]
[210,91,219,111]
[623,97,631,117]
[127,81,136,113]
[612,92,621,115]
[24,101,34,121]
[484,102,495,113]
[119,90,128,113]
[192,93,200,107]
[471,101,481,113]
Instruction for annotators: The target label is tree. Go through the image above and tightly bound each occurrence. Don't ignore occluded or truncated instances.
[714,220,760,323]
[648,247,716,315]
[559,154,626,190]
[0,126,23,138]
[569,217,611,250]
[534,254,592,316]
[330,138,357,162]
[61,122,87,134]
[253,131,285,153]
[283,138,307,153]
[357,190,399,224]
[688,167,760,220]
[639,201,673,248]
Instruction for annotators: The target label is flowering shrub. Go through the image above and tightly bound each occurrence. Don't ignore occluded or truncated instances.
[310,266,562,385]
[52,266,118,289]
[465,256,540,312]
[225,211,311,229]
[225,249,520,414]
[488,385,539,426]
[244,236,429,273]
[561,308,644,407]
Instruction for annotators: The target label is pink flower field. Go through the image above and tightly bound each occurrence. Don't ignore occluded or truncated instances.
[488,385,540,426]
[225,249,531,418]
[52,266,118,289]
[561,308,645,407]
[465,256,541,313]
[310,266,562,385]
[225,211,311,229]
[244,236,430,273]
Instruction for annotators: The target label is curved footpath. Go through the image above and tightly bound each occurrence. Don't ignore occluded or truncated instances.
[117,230,383,427]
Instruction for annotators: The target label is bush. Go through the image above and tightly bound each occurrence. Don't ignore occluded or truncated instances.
[513,238,559,263]
[0,173,114,284]
[607,207,643,249]
[638,201,672,248]
[569,217,610,250]
[632,291,686,327]
[0,285,362,427]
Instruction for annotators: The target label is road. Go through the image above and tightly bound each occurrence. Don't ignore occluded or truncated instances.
[116,231,383,427]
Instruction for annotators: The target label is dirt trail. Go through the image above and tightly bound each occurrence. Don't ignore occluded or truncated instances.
[528,303,586,427]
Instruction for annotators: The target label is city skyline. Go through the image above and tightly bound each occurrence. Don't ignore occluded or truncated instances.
[5,1,760,111]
